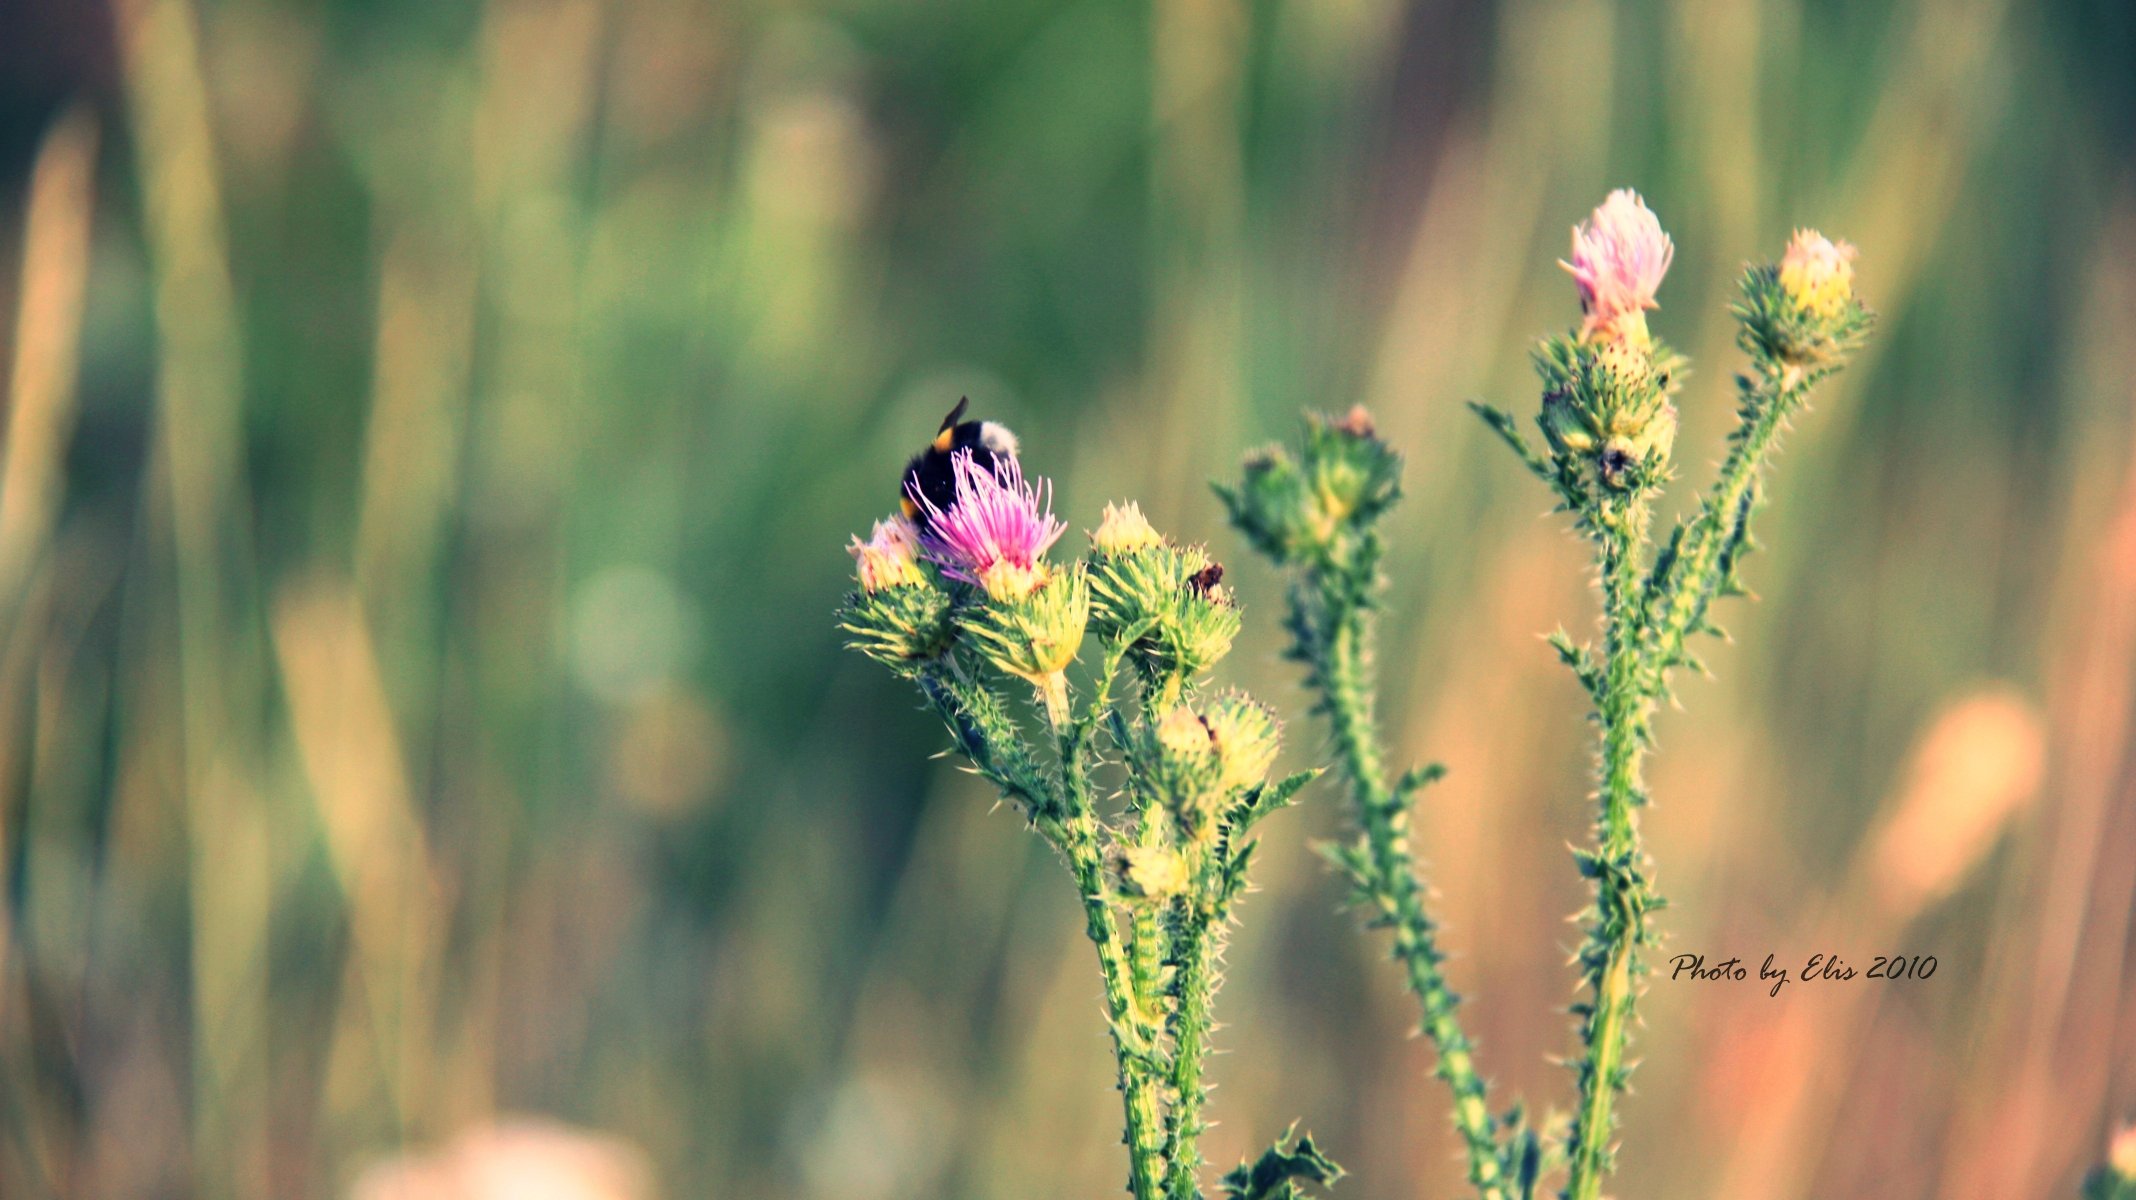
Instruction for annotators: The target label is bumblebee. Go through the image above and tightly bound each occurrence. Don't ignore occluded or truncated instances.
[900,397,1021,524]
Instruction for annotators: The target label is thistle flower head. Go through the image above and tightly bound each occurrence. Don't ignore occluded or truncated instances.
[1218,408,1401,567]
[847,515,926,592]
[1090,501,1164,558]
[1202,691,1280,796]
[1113,843,1190,901]
[1562,189,1674,345]
[1777,228,1858,321]
[1737,230,1871,372]
[959,562,1089,688]
[1156,704,1216,762]
[913,450,1067,602]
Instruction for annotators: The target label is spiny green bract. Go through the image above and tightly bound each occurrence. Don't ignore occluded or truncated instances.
[957,560,1090,685]
[1088,538,1241,685]
[839,575,957,666]
[1134,690,1282,834]
[1532,333,1684,499]
[1215,406,1400,567]
[1732,260,1873,373]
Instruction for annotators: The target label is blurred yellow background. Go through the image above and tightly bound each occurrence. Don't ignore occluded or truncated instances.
[0,0,2132,1196]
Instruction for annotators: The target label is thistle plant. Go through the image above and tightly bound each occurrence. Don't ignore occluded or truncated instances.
[841,449,1339,1200]
[1223,190,1872,1200]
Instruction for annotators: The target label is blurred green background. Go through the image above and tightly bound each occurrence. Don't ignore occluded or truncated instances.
[1,0,2133,1196]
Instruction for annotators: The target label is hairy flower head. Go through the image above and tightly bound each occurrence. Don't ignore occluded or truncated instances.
[1156,704,1216,762]
[847,515,926,592]
[1777,229,1858,320]
[1562,189,1674,344]
[1090,501,1164,558]
[1113,843,1190,900]
[912,450,1067,602]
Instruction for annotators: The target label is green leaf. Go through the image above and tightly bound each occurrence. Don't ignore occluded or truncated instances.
[1467,400,1555,482]
[1220,1125,1343,1200]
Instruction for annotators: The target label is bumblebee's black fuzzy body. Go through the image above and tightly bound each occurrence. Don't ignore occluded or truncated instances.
[901,398,1020,523]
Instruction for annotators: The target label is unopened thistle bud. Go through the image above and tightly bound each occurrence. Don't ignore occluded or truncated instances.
[1145,703,1222,820]
[1086,506,1241,688]
[1561,189,1674,348]
[1201,691,1281,796]
[1534,333,1681,497]
[962,561,1090,689]
[848,515,926,592]
[1090,501,1163,558]
[1217,407,1400,566]
[1113,842,1190,901]
[840,515,956,665]
[1777,229,1858,321]
[1737,228,1871,373]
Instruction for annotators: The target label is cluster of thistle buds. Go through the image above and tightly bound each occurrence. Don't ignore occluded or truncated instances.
[1523,190,1870,509]
[840,437,1329,1200]
[1218,405,1402,574]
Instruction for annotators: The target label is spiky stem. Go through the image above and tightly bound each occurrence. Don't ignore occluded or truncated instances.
[1307,576,1512,1187]
[1062,738,1173,1200]
[1563,501,1655,1200]
[1163,864,1223,1200]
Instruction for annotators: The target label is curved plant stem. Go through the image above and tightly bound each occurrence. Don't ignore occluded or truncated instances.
[1313,557,1511,1200]
[1646,372,1797,683]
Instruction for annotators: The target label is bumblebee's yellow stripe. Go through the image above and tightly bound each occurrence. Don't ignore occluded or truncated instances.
[932,427,955,451]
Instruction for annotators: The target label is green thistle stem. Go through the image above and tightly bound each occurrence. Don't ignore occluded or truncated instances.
[1646,372,1796,684]
[1163,853,1224,1200]
[1039,670,1072,730]
[1564,503,1654,1200]
[1317,567,1509,1199]
[1062,737,1173,1200]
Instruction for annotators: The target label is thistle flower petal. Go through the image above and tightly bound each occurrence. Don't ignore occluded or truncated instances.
[1561,189,1674,343]
[912,450,1067,601]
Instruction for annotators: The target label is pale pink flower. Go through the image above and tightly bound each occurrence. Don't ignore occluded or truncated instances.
[847,515,925,592]
[1561,189,1674,342]
[911,449,1066,601]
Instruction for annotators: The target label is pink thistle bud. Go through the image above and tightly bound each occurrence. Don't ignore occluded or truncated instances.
[912,450,1067,602]
[1777,228,1858,320]
[1561,189,1674,344]
[847,515,926,592]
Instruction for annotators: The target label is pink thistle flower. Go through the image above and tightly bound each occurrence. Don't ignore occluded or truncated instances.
[1561,189,1674,343]
[912,449,1066,601]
